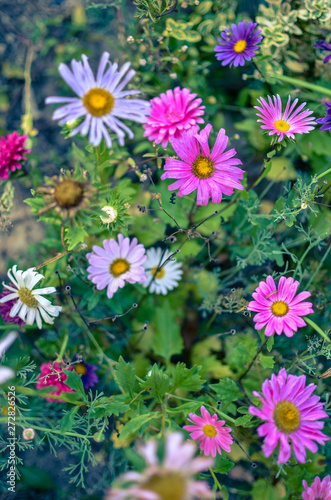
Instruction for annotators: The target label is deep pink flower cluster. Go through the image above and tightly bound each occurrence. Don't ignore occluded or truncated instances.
[0,131,30,180]
[36,362,74,402]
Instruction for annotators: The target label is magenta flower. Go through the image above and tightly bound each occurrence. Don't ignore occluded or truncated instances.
[302,475,331,500]
[161,124,244,206]
[215,20,263,68]
[0,289,25,326]
[183,405,233,458]
[247,276,314,338]
[249,368,329,464]
[36,362,74,402]
[143,87,205,148]
[255,95,316,142]
[107,432,214,500]
[86,234,147,299]
[0,132,30,181]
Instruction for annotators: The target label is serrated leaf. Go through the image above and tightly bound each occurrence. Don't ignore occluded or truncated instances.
[60,406,80,432]
[167,401,201,415]
[119,412,162,441]
[213,455,235,474]
[152,300,184,363]
[210,377,243,406]
[259,353,275,369]
[234,413,253,426]
[140,365,171,402]
[88,401,129,418]
[64,224,88,250]
[64,370,87,400]
[170,362,205,392]
[114,357,137,397]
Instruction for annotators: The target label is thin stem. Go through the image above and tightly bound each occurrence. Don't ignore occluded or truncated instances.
[61,224,69,252]
[209,468,223,493]
[306,244,331,289]
[305,317,330,343]
[269,73,331,97]
[57,333,69,362]
[316,167,331,180]
[35,251,69,271]
[238,339,268,381]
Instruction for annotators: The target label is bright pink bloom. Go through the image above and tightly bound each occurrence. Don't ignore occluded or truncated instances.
[0,131,30,180]
[161,124,244,206]
[36,361,74,402]
[143,87,205,148]
[302,475,331,500]
[247,276,314,337]
[255,95,316,142]
[183,405,233,458]
[249,368,329,464]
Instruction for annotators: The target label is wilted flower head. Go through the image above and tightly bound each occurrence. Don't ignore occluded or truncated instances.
[0,331,18,384]
[302,475,331,500]
[161,124,244,206]
[0,265,62,329]
[143,87,205,148]
[107,432,214,500]
[249,368,329,464]
[36,361,74,402]
[37,173,96,222]
[314,39,331,64]
[215,20,263,68]
[255,95,316,142]
[46,52,150,147]
[0,132,31,181]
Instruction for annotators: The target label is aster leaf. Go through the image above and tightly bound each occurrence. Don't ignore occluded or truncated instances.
[60,406,80,433]
[118,412,162,442]
[114,356,139,397]
[64,224,88,250]
[152,300,184,363]
[169,362,205,392]
[209,377,243,406]
[213,455,235,474]
[64,370,88,402]
[140,364,171,402]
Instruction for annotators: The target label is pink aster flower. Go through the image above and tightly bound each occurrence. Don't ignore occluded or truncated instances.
[255,94,316,142]
[107,432,214,500]
[143,87,205,148]
[183,405,233,458]
[86,234,147,299]
[161,124,244,206]
[249,368,329,464]
[0,132,30,180]
[36,361,74,402]
[247,275,314,338]
[302,475,331,500]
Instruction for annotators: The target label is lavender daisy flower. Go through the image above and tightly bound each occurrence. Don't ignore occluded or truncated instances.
[314,39,331,64]
[317,100,331,132]
[73,357,99,390]
[86,234,147,299]
[46,52,150,147]
[215,20,263,68]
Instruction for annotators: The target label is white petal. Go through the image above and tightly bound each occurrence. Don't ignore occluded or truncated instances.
[0,367,15,384]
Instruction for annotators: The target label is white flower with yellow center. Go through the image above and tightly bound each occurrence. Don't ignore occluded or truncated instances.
[143,247,183,295]
[0,266,62,329]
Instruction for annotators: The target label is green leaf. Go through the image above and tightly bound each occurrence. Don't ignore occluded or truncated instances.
[210,377,243,406]
[167,401,201,415]
[114,356,138,397]
[185,31,202,42]
[259,353,275,369]
[64,224,88,250]
[88,401,129,418]
[196,0,213,14]
[152,300,184,363]
[140,365,171,402]
[213,455,235,474]
[251,479,280,500]
[60,406,80,432]
[234,413,253,427]
[170,362,205,392]
[64,370,87,400]
[119,412,162,441]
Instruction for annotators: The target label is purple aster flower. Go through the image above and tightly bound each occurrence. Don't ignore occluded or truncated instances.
[73,357,99,390]
[215,20,263,68]
[0,289,28,327]
[46,52,150,147]
[314,39,331,64]
[86,234,147,299]
[317,100,331,132]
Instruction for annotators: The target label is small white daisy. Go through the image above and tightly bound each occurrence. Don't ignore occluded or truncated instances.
[143,247,183,295]
[0,266,62,329]
[0,331,17,384]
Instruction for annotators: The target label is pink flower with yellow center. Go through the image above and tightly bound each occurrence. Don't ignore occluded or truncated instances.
[255,94,316,142]
[183,405,233,458]
[247,275,314,337]
[249,368,329,464]
[302,475,331,500]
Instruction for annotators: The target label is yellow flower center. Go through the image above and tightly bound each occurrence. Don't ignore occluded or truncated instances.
[273,400,301,434]
[82,87,115,116]
[203,424,217,437]
[142,473,186,500]
[274,120,290,132]
[192,155,214,179]
[110,258,130,277]
[234,39,247,53]
[54,179,84,209]
[74,363,87,375]
[271,300,289,317]
[151,266,165,279]
[17,287,38,308]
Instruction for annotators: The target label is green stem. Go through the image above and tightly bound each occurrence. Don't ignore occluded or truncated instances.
[0,421,91,439]
[306,244,331,289]
[269,73,331,97]
[57,333,69,362]
[14,385,85,405]
[209,468,224,492]
[316,167,331,180]
[165,393,236,424]
[305,317,330,343]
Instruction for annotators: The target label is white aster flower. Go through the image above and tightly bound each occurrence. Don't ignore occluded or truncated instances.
[0,266,62,329]
[143,248,183,295]
[0,331,18,384]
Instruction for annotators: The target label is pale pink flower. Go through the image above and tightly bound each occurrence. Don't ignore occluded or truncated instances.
[86,234,147,299]
[0,131,30,180]
[302,475,331,500]
[107,432,214,500]
[161,124,244,206]
[249,368,329,464]
[255,94,316,142]
[247,275,314,337]
[183,405,233,458]
[36,361,74,402]
[143,87,205,148]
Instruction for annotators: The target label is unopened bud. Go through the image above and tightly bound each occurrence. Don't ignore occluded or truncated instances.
[23,428,35,440]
